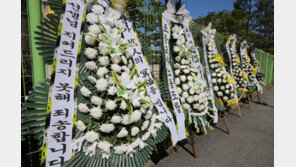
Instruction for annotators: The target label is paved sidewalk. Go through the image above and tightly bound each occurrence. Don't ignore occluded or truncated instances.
[156,87,274,167]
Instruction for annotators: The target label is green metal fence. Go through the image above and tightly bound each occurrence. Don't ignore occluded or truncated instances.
[21,0,274,166]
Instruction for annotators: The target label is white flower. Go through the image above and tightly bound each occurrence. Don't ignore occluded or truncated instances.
[107,86,117,96]
[223,96,229,101]
[121,56,127,64]
[99,124,115,133]
[225,90,230,94]
[172,25,184,39]
[87,76,97,84]
[111,55,121,64]
[120,100,127,110]
[189,88,195,95]
[132,110,142,123]
[193,103,199,109]
[122,114,133,125]
[98,56,110,66]
[214,86,219,91]
[85,33,96,45]
[91,4,104,14]
[96,78,108,91]
[217,91,223,97]
[80,86,92,97]
[78,103,89,113]
[84,131,99,143]
[111,115,122,124]
[141,132,151,141]
[73,137,85,151]
[131,127,140,136]
[75,120,86,131]
[85,47,98,59]
[97,141,112,159]
[182,84,189,90]
[111,64,121,73]
[187,96,194,103]
[183,103,191,110]
[86,12,98,24]
[193,95,199,101]
[187,76,193,81]
[175,69,180,75]
[85,142,97,157]
[106,100,117,110]
[90,107,103,119]
[141,120,149,131]
[181,75,186,82]
[175,78,180,85]
[182,92,189,98]
[145,110,152,119]
[114,144,127,154]
[117,127,128,138]
[174,63,180,69]
[85,61,97,70]
[88,24,101,35]
[96,67,108,77]
[91,96,102,106]
[212,79,217,83]
[212,73,216,77]
[217,79,222,83]
[180,97,185,103]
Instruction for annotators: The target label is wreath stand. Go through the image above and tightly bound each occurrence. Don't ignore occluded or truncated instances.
[214,108,231,134]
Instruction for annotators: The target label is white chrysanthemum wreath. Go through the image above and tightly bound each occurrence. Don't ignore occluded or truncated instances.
[74,3,163,159]
[171,24,213,132]
[227,35,249,95]
[201,24,238,111]
[240,40,257,87]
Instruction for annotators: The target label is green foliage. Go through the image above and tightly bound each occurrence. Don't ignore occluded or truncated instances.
[195,0,274,54]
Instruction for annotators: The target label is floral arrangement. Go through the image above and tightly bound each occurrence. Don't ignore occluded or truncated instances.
[170,24,213,132]
[249,47,266,88]
[201,23,238,112]
[227,35,249,96]
[240,40,257,87]
[73,2,164,159]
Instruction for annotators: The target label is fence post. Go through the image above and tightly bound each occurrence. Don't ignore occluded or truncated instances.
[28,0,45,85]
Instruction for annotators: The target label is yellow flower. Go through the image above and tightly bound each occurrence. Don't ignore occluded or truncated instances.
[245,50,248,54]
[251,67,257,75]
[257,60,260,65]
[211,42,215,48]
[218,99,223,104]
[242,72,248,80]
[246,56,251,62]
[227,37,231,44]
[227,74,236,84]
[239,88,248,93]
[227,98,238,106]
[215,54,227,66]
[236,56,240,64]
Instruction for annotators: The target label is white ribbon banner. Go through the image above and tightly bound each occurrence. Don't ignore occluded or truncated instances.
[225,40,239,102]
[45,0,84,166]
[225,42,233,75]
[161,17,186,140]
[184,25,218,123]
[116,11,180,145]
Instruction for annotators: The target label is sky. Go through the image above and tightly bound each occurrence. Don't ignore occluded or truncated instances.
[180,0,237,18]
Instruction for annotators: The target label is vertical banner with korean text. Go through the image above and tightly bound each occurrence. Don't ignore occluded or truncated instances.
[44,1,85,166]
[118,12,180,145]
[184,25,218,123]
[162,17,186,140]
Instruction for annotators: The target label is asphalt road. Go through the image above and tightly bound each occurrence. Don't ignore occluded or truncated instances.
[155,86,274,167]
